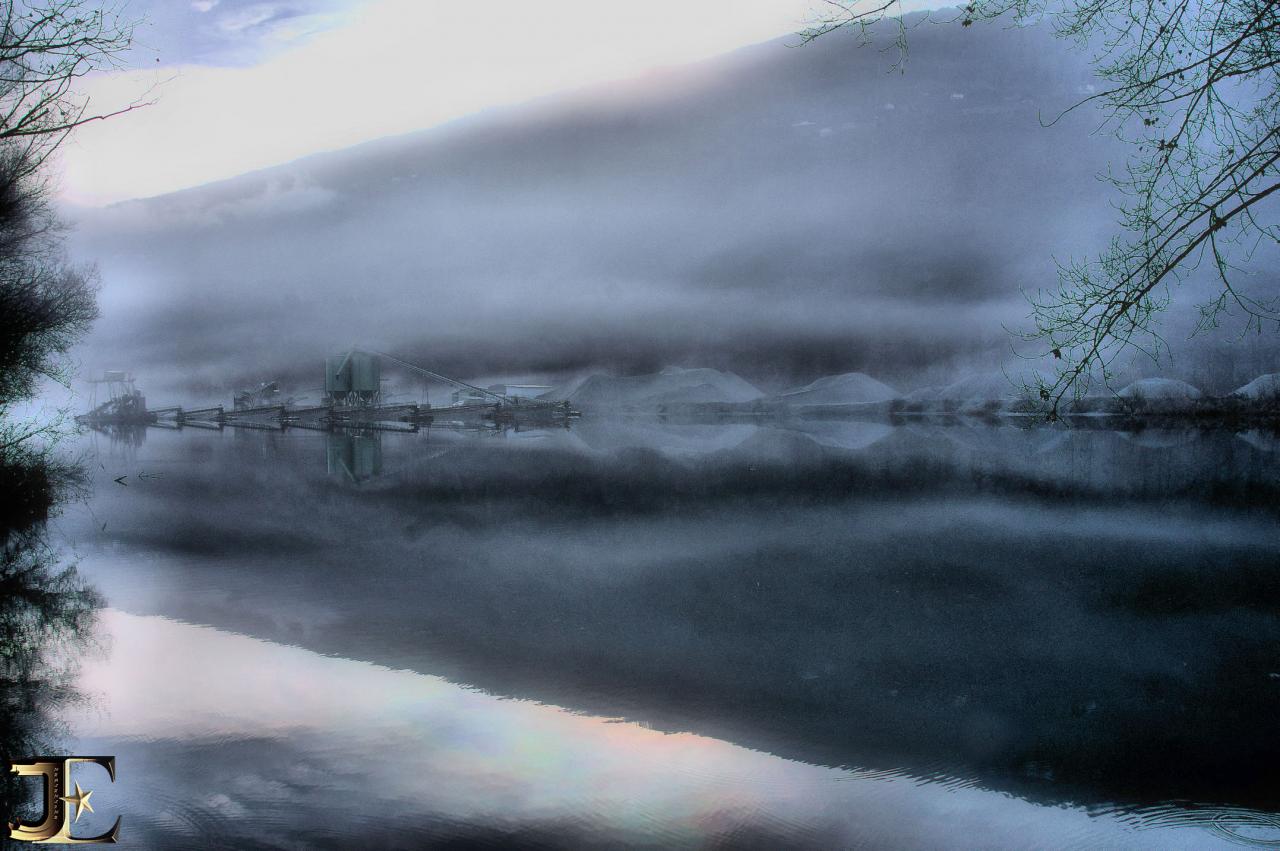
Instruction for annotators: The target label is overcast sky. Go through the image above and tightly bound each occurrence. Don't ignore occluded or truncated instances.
[58,0,849,204]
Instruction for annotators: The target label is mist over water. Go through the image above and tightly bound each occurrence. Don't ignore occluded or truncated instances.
[40,416,1280,848]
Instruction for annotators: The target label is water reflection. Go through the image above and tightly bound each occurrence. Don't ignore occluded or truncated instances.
[325,431,382,482]
[60,611,1278,849]
[53,417,1280,846]
[0,458,103,832]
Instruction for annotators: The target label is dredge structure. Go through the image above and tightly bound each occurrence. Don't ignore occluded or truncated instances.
[81,370,152,425]
[76,349,577,433]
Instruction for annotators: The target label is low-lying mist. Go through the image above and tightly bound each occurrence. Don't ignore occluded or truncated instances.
[65,15,1278,405]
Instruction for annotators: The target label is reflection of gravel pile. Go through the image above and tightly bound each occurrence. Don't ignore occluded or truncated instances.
[1237,430,1280,453]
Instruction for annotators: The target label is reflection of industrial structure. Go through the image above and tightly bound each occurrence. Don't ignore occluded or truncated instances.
[326,431,383,482]
[78,349,578,434]
[90,416,546,483]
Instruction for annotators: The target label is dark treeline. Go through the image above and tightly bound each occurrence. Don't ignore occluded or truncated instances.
[0,1,134,834]
[0,147,98,411]
[0,456,101,832]
[0,0,133,430]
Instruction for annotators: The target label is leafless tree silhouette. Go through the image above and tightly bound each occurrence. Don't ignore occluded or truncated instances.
[805,0,1280,415]
[0,1,138,449]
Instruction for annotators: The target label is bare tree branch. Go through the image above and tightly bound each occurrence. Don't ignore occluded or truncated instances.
[0,1,136,453]
[806,0,1280,416]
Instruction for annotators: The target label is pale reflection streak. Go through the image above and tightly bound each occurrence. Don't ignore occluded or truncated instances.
[62,610,1242,849]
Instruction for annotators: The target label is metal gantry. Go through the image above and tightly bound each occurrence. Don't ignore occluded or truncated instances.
[76,349,578,433]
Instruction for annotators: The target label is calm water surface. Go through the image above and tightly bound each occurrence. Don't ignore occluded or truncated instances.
[27,417,1280,848]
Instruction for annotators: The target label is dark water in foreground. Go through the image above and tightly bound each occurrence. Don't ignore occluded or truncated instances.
[20,417,1280,848]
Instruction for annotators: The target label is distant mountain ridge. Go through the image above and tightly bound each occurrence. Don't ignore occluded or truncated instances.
[65,14,1278,398]
[67,13,1139,397]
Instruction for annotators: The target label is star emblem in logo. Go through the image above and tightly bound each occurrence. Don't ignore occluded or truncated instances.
[60,781,95,823]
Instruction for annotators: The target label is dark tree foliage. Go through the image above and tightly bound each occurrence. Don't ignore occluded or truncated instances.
[0,1,134,442]
[0,458,101,829]
[806,0,1280,414]
[0,152,98,411]
[0,4,133,822]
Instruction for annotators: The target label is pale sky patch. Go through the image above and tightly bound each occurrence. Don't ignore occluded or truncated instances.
[59,0,830,205]
[217,4,283,33]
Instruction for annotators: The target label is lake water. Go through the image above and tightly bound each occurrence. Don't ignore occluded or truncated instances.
[18,416,1280,848]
